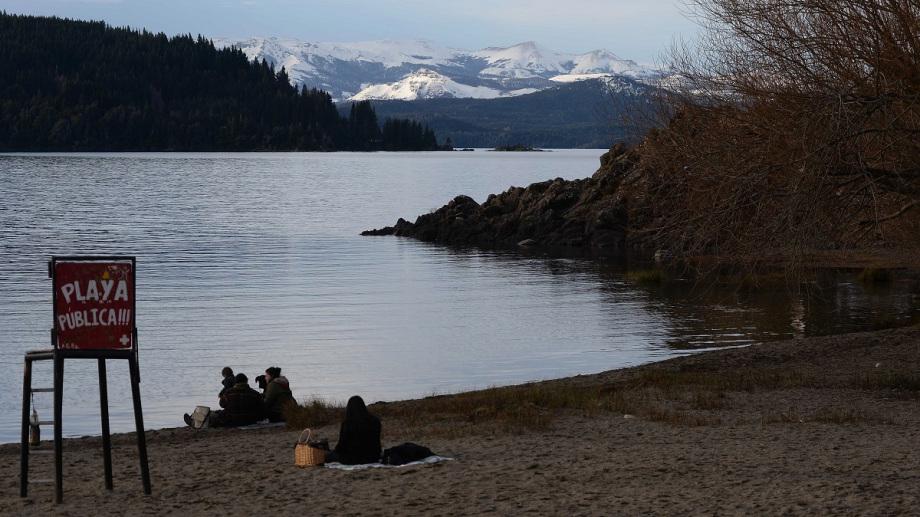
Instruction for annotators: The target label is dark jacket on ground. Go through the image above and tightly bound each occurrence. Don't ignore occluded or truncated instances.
[263,376,295,422]
[333,414,382,465]
[217,382,264,426]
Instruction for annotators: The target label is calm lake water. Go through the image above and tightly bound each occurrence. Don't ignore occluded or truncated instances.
[1,150,918,443]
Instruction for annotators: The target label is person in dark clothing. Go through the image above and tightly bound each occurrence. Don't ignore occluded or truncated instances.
[325,395,382,465]
[219,366,234,398]
[261,366,296,422]
[210,373,265,427]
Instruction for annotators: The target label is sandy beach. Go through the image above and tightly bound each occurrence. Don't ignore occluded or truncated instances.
[2,325,919,516]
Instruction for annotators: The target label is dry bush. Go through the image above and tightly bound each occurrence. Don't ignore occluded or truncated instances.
[855,371,920,391]
[370,369,813,435]
[640,0,920,271]
[620,367,822,392]
[373,383,606,435]
[282,364,916,436]
[282,397,343,430]
[394,382,728,431]
[760,407,892,424]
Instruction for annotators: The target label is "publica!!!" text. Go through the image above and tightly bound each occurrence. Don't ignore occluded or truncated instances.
[57,279,131,331]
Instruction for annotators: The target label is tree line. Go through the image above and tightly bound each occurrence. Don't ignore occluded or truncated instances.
[0,12,444,151]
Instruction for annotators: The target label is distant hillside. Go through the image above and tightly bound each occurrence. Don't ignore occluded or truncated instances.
[367,78,655,148]
[0,13,439,151]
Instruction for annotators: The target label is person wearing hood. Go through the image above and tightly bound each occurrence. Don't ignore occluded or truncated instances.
[262,366,295,422]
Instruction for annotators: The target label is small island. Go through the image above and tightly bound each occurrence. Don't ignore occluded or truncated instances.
[489,144,546,152]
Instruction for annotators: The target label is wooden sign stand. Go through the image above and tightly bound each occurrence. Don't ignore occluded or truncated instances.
[20,256,151,503]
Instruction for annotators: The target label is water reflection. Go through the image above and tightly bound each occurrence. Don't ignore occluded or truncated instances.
[400,242,920,356]
[614,267,919,348]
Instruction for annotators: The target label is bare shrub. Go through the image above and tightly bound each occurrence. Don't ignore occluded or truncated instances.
[283,397,342,430]
[642,0,920,271]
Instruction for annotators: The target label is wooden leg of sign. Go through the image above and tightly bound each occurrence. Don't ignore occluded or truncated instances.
[129,356,151,495]
[19,356,32,498]
[53,355,64,504]
[98,358,113,490]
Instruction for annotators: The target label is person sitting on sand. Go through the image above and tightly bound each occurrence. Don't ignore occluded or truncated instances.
[325,395,381,465]
[219,366,234,398]
[214,373,264,426]
[261,366,295,423]
[185,373,264,428]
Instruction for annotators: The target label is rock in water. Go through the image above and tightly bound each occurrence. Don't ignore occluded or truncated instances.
[361,143,643,254]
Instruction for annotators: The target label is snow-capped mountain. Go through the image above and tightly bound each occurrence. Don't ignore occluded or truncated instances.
[350,69,540,101]
[213,37,660,101]
[351,68,490,101]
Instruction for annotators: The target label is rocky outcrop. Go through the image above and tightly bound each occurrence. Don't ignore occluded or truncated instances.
[361,143,645,254]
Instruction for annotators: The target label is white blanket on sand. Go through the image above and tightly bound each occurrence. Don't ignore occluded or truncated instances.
[237,421,286,430]
[324,456,453,471]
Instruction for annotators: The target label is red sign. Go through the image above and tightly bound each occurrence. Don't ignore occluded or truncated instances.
[53,260,134,350]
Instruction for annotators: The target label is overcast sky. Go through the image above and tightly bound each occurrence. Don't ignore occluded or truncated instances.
[0,0,699,64]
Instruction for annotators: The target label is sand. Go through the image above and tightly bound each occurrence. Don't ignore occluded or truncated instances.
[2,326,919,516]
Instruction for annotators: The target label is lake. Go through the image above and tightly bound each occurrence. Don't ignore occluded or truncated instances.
[1,150,917,443]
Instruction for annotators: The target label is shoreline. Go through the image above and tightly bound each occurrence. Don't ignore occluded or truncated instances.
[3,325,919,514]
[0,342,748,448]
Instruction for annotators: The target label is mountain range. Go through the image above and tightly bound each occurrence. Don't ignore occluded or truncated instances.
[213,38,661,102]
[369,76,655,148]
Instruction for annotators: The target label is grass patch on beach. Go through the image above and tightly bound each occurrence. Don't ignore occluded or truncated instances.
[689,390,727,410]
[373,383,595,435]
[283,363,907,436]
[363,366,836,435]
[283,398,343,430]
[642,406,722,426]
[813,407,890,424]
[760,407,893,425]
[371,376,737,435]
[619,367,822,392]
[855,371,920,392]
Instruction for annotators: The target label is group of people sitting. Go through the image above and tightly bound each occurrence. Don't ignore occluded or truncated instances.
[184,366,388,465]
[183,366,295,428]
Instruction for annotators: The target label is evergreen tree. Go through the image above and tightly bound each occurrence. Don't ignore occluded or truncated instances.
[347,101,382,151]
[381,118,440,151]
[0,12,442,152]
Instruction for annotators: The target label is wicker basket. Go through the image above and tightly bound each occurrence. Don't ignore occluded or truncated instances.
[294,428,326,467]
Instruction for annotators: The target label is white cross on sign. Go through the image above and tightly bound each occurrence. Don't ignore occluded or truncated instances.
[120,334,130,346]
